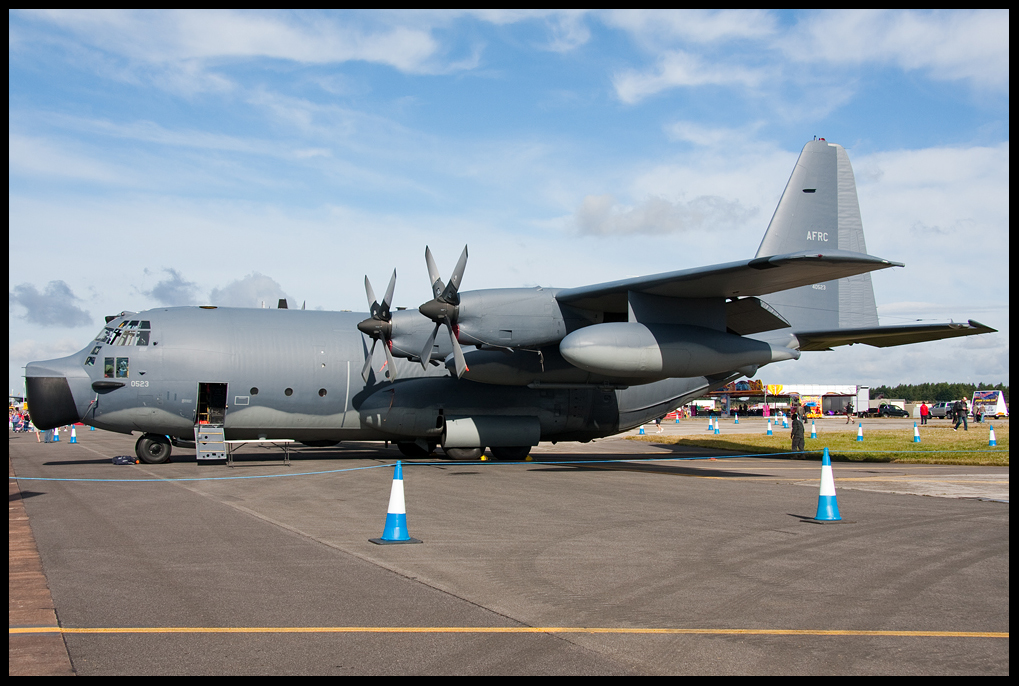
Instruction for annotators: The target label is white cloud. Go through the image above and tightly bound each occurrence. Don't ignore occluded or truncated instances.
[603,9,777,45]
[209,273,290,308]
[9,281,93,328]
[9,338,86,366]
[20,10,442,72]
[614,50,765,103]
[143,268,201,307]
[786,10,1010,91]
[8,134,127,183]
[574,193,757,236]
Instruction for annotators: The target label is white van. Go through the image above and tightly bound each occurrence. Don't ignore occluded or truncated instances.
[972,390,1008,418]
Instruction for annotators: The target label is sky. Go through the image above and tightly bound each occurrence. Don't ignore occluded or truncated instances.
[8,10,1010,393]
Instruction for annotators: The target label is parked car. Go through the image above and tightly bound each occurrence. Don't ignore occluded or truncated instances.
[864,403,910,418]
[930,402,958,419]
[878,404,910,418]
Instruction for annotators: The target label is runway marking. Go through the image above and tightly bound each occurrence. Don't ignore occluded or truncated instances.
[9,626,1008,638]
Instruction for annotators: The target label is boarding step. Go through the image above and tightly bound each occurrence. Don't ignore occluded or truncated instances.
[195,425,228,462]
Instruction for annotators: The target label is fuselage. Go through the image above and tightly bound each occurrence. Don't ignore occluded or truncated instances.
[25,306,728,446]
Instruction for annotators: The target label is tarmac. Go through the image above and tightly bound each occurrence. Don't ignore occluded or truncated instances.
[9,422,1009,675]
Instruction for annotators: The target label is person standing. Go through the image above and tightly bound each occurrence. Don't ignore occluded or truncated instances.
[920,402,929,426]
[953,399,969,431]
[790,412,805,454]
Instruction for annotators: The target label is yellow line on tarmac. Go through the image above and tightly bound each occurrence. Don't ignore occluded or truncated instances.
[9,626,1008,638]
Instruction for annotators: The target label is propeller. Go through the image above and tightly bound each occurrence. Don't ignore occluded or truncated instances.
[356,270,398,382]
[419,245,469,378]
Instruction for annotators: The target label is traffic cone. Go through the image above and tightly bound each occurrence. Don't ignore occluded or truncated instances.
[813,447,842,522]
[70,425,77,443]
[734,413,739,424]
[782,415,789,429]
[53,428,60,442]
[989,425,997,447]
[708,417,713,431]
[639,425,645,435]
[89,425,95,431]
[370,461,422,545]
[810,420,817,439]
[767,420,773,436]
[913,422,920,443]
[856,422,864,442]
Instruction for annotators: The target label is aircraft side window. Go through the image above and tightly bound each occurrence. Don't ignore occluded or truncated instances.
[116,357,129,378]
[136,331,149,346]
[84,356,95,367]
[104,357,115,378]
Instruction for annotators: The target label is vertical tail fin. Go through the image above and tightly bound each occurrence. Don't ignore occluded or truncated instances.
[756,140,879,331]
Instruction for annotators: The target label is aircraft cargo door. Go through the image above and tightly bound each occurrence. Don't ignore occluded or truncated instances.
[197,382,228,425]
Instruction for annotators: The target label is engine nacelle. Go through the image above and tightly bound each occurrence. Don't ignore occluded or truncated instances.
[454,288,568,348]
[559,322,798,379]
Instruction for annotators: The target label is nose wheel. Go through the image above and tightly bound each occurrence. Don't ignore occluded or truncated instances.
[135,433,172,464]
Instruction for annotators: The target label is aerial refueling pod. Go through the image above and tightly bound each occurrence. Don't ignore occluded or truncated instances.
[558,322,798,379]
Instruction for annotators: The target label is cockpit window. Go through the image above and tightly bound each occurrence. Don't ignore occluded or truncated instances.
[94,320,151,347]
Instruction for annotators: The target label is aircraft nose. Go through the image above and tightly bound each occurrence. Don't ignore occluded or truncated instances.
[25,359,88,430]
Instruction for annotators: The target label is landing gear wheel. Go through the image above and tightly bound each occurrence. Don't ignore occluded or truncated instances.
[489,446,532,461]
[135,434,172,464]
[443,446,485,461]
[397,441,436,458]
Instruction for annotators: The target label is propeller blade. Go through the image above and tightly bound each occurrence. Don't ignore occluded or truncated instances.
[425,246,444,299]
[381,269,397,320]
[440,246,468,303]
[446,316,468,378]
[364,276,380,319]
[361,338,378,383]
[420,322,440,369]
[382,339,397,382]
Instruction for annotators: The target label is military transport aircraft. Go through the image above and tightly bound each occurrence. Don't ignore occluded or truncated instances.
[25,139,994,462]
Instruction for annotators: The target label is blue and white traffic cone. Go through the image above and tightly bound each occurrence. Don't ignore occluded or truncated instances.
[70,425,77,443]
[989,425,997,447]
[767,420,773,436]
[708,417,714,431]
[638,425,645,435]
[813,447,842,522]
[370,461,422,545]
[783,415,789,429]
[913,422,920,443]
[856,422,864,442]
[714,422,720,435]
[734,413,739,424]
[89,425,95,431]
[810,420,817,439]
[53,428,60,442]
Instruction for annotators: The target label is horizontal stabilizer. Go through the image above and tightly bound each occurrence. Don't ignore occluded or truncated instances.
[556,250,901,313]
[793,320,997,351]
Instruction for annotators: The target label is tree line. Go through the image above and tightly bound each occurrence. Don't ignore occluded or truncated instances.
[870,382,1008,403]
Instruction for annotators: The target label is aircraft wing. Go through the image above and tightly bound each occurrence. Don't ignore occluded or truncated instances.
[792,320,997,351]
[554,250,902,312]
